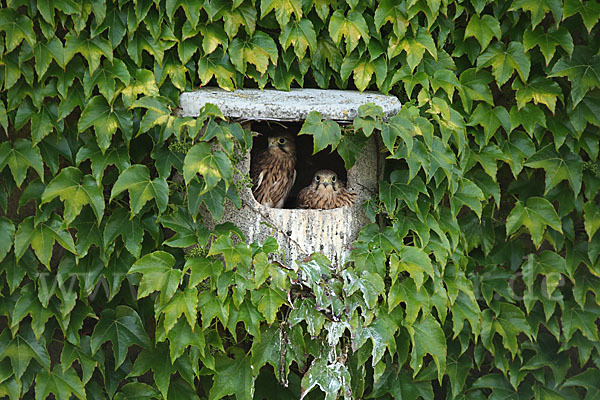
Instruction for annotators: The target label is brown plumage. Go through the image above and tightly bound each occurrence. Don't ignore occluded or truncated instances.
[251,134,296,208]
[297,170,356,209]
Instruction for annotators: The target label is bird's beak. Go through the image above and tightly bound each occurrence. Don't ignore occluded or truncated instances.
[322,180,330,187]
[267,138,275,148]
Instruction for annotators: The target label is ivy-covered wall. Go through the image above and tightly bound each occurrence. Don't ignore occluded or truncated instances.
[1,0,599,398]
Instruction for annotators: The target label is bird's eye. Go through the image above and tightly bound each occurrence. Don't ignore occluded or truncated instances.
[278,138,285,144]
[332,176,336,182]
[315,176,320,181]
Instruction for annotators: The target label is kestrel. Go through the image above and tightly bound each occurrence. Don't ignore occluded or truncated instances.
[251,134,296,208]
[297,170,356,209]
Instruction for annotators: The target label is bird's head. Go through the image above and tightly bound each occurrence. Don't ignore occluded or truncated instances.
[268,134,295,155]
[312,170,343,192]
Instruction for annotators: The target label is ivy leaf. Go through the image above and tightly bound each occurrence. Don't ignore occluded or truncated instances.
[252,287,287,324]
[391,246,434,290]
[481,303,532,356]
[522,251,566,297]
[374,0,409,38]
[508,0,562,29]
[512,75,562,113]
[129,251,180,303]
[563,0,600,33]
[90,305,151,369]
[506,197,562,248]
[370,362,434,400]
[525,144,583,196]
[336,132,368,170]
[166,318,205,364]
[467,103,510,146]
[208,236,252,270]
[379,170,427,216]
[0,217,15,263]
[464,14,501,51]
[329,10,370,53]
[298,111,341,153]
[301,356,351,400]
[103,207,144,258]
[0,139,45,187]
[64,31,113,74]
[110,164,169,216]
[197,48,235,90]
[523,26,573,66]
[14,215,77,268]
[509,103,546,136]
[394,28,437,72]
[209,354,254,400]
[450,178,485,219]
[128,343,175,399]
[40,167,104,225]
[260,0,303,27]
[561,299,600,342]
[78,96,132,153]
[1,324,50,382]
[405,314,446,382]
[183,142,233,191]
[458,68,494,112]
[280,19,317,61]
[76,140,130,183]
[549,47,600,107]
[229,32,278,74]
[562,369,600,399]
[0,9,36,52]
[584,201,600,240]
[157,287,198,335]
[35,367,86,400]
[477,41,531,87]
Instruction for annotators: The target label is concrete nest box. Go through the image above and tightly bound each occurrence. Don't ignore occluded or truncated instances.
[179,88,401,266]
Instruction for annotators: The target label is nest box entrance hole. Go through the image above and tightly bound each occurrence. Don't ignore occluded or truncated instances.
[249,120,348,209]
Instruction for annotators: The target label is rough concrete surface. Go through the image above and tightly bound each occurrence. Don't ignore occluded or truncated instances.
[180,88,402,122]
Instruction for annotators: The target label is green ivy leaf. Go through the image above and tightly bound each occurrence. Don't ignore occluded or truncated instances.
[110,164,169,216]
[525,144,583,196]
[183,142,233,190]
[512,75,562,113]
[209,354,254,400]
[506,197,562,248]
[509,103,546,136]
[0,9,36,52]
[40,167,104,225]
[78,96,132,153]
[14,215,77,268]
[561,299,600,342]
[260,0,302,27]
[467,103,510,146]
[103,207,144,258]
[229,31,278,74]
[158,287,198,335]
[251,287,287,324]
[374,0,409,38]
[208,236,252,270]
[584,201,600,240]
[0,217,15,263]
[90,305,151,369]
[0,139,45,187]
[464,14,501,51]
[405,313,446,382]
[522,251,566,297]
[1,324,50,382]
[523,26,573,66]
[508,0,562,29]
[298,111,342,153]
[280,19,317,61]
[562,369,600,398]
[549,47,600,108]
[76,140,130,183]
[563,0,600,33]
[35,367,86,400]
[329,10,370,53]
[129,251,180,302]
[481,303,532,356]
[477,41,531,87]
[458,68,494,112]
[379,170,427,216]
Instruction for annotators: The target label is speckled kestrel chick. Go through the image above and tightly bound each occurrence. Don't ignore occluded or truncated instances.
[297,170,356,209]
[251,134,296,208]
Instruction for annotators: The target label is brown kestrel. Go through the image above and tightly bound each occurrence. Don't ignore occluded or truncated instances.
[297,170,356,209]
[251,134,296,208]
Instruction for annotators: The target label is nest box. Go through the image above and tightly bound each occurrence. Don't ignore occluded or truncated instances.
[179,88,401,266]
